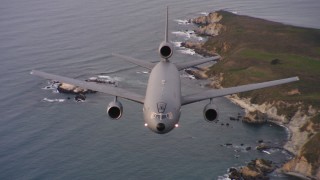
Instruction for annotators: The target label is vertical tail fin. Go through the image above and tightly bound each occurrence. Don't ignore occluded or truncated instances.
[159,6,173,60]
[165,6,169,42]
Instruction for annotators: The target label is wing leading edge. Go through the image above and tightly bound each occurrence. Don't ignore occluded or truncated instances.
[31,70,145,104]
[181,77,299,105]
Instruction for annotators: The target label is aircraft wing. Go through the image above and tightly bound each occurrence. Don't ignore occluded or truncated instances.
[175,55,221,71]
[181,77,299,105]
[31,70,145,104]
[112,53,155,70]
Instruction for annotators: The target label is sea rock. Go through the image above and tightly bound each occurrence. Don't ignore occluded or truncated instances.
[57,83,96,94]
[75,94,86,102]
[230,117,237,121]
[229,167,242,180]
[242,167,265,180]
[229,159,276,180]
[254,159,275,173]
[256,143,270,151]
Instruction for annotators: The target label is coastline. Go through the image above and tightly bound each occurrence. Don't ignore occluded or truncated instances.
[181,10,319,179]
[226,95,313,180]
[194,69,314,180]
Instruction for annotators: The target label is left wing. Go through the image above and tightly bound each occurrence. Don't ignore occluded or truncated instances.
[181,77,299,105]
[31,70,145,104]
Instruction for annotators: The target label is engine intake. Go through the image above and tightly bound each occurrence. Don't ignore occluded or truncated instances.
[203,103,219,122]
[159,41,173,59]
[107,100,123,119]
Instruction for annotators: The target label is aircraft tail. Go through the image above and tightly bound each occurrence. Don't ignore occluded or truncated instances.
[165,6,169,42]
[159,6,173,60]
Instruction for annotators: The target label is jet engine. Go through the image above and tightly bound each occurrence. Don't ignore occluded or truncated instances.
[203,103,219,122]
[107,100,123,119]
[159,41,173,59]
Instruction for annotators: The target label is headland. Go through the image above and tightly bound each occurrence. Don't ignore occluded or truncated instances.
[183,10,320,179]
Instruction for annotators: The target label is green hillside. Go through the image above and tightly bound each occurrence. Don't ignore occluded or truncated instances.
[195,11,320,178]
[204,11,320,110]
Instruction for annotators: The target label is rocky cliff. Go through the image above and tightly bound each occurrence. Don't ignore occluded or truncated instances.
[227,94,320,179]
[191,12,223,25]
[229,159,276,180]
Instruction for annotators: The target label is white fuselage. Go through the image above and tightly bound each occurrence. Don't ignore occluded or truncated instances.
[143,61,181,134]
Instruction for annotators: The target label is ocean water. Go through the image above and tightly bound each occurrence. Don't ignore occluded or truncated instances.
[0,0,319,179]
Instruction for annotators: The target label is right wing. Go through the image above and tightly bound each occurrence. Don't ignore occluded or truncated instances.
[112,53,155,70]
[181,77,299,105]
[31,70,145,104]
[175,55,221,70]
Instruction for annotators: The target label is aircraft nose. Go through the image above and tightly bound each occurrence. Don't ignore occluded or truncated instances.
[156,123,165,132]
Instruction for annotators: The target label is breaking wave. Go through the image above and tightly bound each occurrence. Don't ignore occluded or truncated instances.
[200,12,209,16]
[174,19,190,25]
[177,48,196,55]
[43,98,65,103]
[172,18,207,57]
[217,174,231,180]
[172,30,204,41]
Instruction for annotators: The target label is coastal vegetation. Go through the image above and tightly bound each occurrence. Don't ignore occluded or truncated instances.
[203,11,320,109]
[185,10,320,179]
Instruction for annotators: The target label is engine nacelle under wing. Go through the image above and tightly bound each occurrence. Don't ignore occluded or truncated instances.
[203,103,219,122]
[107,100,123,119]
[159,41,173,59]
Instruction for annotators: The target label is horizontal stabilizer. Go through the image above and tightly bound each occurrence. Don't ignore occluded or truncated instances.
[31,70,145,104]
[175,55,221,70]
[112,53,155,70]
[181,77,299,105]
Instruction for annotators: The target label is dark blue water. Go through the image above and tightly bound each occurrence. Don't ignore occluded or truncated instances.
[1,0,319,179]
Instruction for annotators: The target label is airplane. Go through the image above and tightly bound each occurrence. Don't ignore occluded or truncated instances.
[31,7,299,134]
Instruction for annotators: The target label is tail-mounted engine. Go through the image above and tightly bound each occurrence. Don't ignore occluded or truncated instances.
[159,41,173,59]
[107,98,123,119]
[203,103,219,122]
